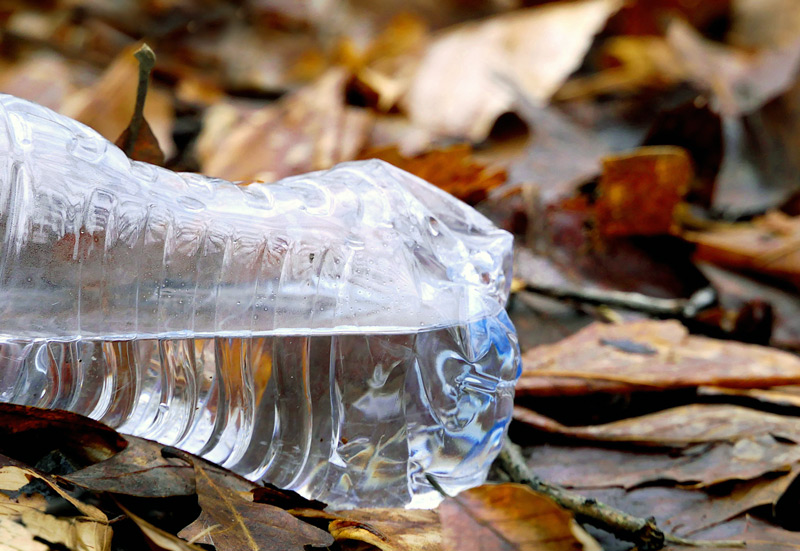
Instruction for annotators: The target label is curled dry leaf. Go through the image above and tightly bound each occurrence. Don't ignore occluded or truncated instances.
[518,320,800,396]
[439,484,600,551]
[402,0,623,141]
[60,43,175,159]
[362,144,506,205]
[199,68,373,182]
[514,403,800,446]
[178,462,333,551]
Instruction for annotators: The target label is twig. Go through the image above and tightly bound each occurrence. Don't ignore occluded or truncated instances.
[496,436,745,550]
[520,282,716,319]
[119,43,156,157]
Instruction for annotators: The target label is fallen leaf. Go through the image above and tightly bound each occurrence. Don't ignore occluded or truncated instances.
[730,0,800,49]
[178,462,333,550]
[676,514,800,550]
[326,508,442,551]
[63,435,195,498]
[361,144,506,205]
[526,437,800,489]
[594,146,692,236]
[555,36,687,100]
[199,68,373,182]
[0,467,111,551]
[0,515,48,551]
[115,118,165,166]
[0,404,126,468]
[666,18,800,116]
[61,43,175,159]
[402,0,623,141]
[439,484,600,551]
[507,103,609,202]
[580,481,798,541]
[698,385,800,409]
[514,403,800,446]
[684,211,800,289]
[518,320,800,396]
[118,503,203,551]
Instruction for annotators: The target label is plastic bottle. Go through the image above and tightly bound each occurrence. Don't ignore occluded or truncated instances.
[0,94,520,508]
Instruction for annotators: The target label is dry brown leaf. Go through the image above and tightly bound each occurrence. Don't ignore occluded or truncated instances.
[514,403,800,446]
[115,117,165,166]
[699,385,800,409]
[527,437,800,489]
[402,0,623,141]
[326,508,442,551]
[594,146,692,236]
[0,515,48,551]
[0,468,111,551]
[730,0,800,49]
[0,467,32,492]
[119,503,203,551]
[18,509,111,551]
[177,462,333,550]
[439,484,600,551]
[581,481,798,541]
[199,69,373,182]
[684,211,800,289]
[518,320,800,396]
[362,144,506,205]
[0,52,87,111]
[556,36,687,100]
[61,43,175,159]
[667,18,800,116]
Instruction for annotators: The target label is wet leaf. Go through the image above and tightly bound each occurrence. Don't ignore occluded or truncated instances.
[439,484,600,551]
[402,0,623,141]
[514,403,800,446]
[199,68,373,182]
[518,320,800,396]
[178,462,333,550]
[362,144,506,205]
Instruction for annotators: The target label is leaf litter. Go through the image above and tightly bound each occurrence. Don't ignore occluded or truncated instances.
[3,0,800,549]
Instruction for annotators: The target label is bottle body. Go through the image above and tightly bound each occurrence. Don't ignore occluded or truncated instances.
[1,313,518,507]
[0,94,521,507]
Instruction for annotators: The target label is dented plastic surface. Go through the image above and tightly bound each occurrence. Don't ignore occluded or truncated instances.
[0,94,520,507]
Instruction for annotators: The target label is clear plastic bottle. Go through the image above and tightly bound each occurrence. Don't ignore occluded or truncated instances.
[0,94,520,507]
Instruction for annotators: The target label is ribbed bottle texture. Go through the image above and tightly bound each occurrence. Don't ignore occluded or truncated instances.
[0,94,520,507]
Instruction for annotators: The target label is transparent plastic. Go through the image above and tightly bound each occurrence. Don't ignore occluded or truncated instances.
[0,94,520,507]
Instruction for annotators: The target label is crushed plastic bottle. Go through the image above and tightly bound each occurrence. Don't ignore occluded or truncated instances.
[0,93,520,508]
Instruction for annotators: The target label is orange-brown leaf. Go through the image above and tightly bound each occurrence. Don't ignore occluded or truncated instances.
[518,320,800,396]
[439,484,599,551]
[362,144,506,205]
[115,117,165,165]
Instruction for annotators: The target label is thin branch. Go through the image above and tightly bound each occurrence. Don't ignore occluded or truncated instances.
[496,436,745,550]
[520,282,716,319]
